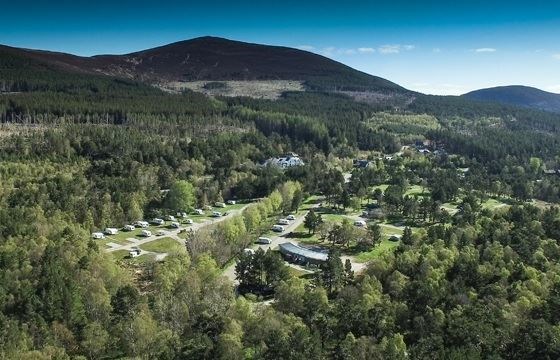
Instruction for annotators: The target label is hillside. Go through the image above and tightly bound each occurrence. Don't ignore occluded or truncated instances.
[0,37,405,93]
[463,85,560,113]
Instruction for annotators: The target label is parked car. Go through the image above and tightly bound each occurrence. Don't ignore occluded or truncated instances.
[278,218,290,225]
[389,235,401,242]
[272,225,285,232]
[354,220,366,227]
[151,218,165,225]
[256,237,272,244]
[141,230,152,237]
[286,214,296,221]
[212,211,222,217]
[227,200,236,205]
[129,249,141,258]
[123,224,135,231]
[185,219,194,225]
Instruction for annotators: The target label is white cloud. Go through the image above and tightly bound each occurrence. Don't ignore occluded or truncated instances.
[378,45,401,54]
[297,45,315,51]
[547,84,560,93]
[474,48,497,53]
[342,49,357,55]
[553,54,560,60]
[378,44,415,54]
[358,47,375,54]
[321,46,336,56]
[406,82,470,96]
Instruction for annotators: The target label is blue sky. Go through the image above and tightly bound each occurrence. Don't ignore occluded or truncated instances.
[1,0,560,95]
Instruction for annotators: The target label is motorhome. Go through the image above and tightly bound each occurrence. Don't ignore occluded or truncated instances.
[151,218,165,225]
[92,232,105,239]
[278,218,290,225]
[256,237,273,244]
[141,230,152,237]
[104,227,118,235]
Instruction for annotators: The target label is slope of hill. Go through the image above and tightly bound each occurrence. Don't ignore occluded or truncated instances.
[463,85,560,113]
[0,37,406,93]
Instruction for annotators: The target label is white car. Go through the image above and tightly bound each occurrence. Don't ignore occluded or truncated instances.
[185,219,194,225]
[141,230,152,237]
[286,214,296,221]
[256,237,272,244]
[123,224,135,231]
[129,249,141,258]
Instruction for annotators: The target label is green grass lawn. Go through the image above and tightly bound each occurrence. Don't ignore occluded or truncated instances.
[140,237,185,254]
[372,184,390,192]
[288,267,313,278]
[405,184,428,196]
[111,249,131,260]
[482,198,509,211]
[355,239,400,262]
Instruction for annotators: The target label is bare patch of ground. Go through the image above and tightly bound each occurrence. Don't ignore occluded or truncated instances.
[161,80,304,99]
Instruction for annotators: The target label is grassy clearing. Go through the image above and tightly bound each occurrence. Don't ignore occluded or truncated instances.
[166,80,304,99]
[140,237,185,254]
[481,198,509,211]
[289,267,313,278]
[111,250,131,260]
[355,239,400,262]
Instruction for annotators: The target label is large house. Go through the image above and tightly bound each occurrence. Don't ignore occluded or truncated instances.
[265,153,304,169]
[278,242,328,266]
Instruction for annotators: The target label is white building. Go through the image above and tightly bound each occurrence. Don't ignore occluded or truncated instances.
[265,153,305,169]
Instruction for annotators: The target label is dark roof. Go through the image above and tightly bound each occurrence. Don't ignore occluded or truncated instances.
[279,242,328,262]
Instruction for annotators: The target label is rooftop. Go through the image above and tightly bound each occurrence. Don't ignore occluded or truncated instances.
[279,242,328,262]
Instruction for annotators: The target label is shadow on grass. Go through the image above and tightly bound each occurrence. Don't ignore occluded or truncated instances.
[285,231,314,239]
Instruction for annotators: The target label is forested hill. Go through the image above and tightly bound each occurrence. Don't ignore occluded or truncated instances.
[0,37,406,92]
[464,85,560,113]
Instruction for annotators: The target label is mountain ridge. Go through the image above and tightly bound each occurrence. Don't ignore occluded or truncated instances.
[0,36,406,93]
[463,85,560,113]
